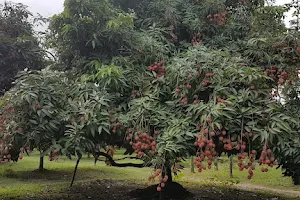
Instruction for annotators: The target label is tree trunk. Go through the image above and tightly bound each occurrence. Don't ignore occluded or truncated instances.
[39,150,44,171]
[159,190,165,200]
[229,154,233,178]
[214,157,219,171]
[159,162,173,200]
[190,156,195,173]
[166,164,172,182]
[70,158,81,187]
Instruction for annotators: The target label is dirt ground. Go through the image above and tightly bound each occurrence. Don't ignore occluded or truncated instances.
[4,180,294,200]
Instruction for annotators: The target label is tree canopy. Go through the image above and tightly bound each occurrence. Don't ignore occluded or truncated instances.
[0,2,45,94]
[1,0,300,193]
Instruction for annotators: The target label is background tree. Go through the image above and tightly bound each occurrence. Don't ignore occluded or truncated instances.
[0,2,45,95]
[47,0,135,70]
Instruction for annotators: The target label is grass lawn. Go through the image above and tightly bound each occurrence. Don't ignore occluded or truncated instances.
[0,149,300,199]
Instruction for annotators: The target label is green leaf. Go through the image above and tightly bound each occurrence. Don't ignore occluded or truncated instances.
[98,126,103,134]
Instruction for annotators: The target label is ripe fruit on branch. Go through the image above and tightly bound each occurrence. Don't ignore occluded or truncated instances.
[157,186,162,192]
[206,13,227,25]
[35,104,41,110]
[217,96,225,103]
[17,127,23,133]
[265,66,288,86]
[192,33,203,45]
[130,132,157,157]
[205,73,214,78]
[147,61,166,78]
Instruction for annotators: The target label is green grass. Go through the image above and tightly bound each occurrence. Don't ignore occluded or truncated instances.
[0,150,300,199]
[181,157,298,189]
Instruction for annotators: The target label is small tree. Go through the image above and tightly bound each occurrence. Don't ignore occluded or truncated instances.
[61,81,112,185]
[4,70,69,171]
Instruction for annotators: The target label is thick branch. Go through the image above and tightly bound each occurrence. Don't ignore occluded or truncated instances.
[97,156,140,162]
[96,152,146,168]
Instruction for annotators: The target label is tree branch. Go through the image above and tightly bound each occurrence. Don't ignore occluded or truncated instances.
[96,151,146,168]
[97,156,141,162]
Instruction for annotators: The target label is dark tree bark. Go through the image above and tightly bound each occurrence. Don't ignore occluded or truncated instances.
[159,161,173,200]
[229,154,233,178]
[70,158,81,187]
[214,157,219,171]
[39,150,44,171]
[95,151,146,168]
[190,156,195,173]
[39,156,44,171]
[166,164,172,182]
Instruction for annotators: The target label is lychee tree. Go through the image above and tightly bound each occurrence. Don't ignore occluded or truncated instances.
[3,70,69,171]
[113,45,298,198]
[0,107,13,163]
[276,78,300,184]
[42,0,300,196]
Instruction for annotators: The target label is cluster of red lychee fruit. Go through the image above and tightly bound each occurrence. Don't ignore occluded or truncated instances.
[179,93,188,105]
[35,104,41,110]
[216,96,225,103]
[207,13,226,25]
[0,115,7,132]
[258,146,277,171]
[194,123,278,179]
[192,33,203,46]
[111,121,124,134]
[237,150,257,179]
[148,169,169,191]
[175,83,196,105]
[201,72,214,87]
[130,89,140,99]
[193,95,200,104]
[147,61,166,78]
[0,135,11,164]
[194,130,217,172]
[49,148,60,161]
[265,65,289,86]
[172,163,182,173]
[273,42,288,49]
[127,132,157,158]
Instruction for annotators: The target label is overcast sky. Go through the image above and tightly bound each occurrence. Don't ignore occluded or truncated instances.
[0,0,64,18]
[0,0,295,28]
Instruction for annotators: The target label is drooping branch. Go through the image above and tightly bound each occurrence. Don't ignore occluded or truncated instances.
[96,151,146,168]
[97,156,141,162]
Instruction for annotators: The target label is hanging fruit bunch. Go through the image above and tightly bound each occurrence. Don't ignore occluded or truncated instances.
[192,33,203,46]
[264,65,289,86]
[111,121,125,134]
[147,168,169,191]
[127,130,157,158]
[147,61,166,78]
[49,148,60,161]
[206,12,227,26]
[0,134,11,164]
[0,110,12,164]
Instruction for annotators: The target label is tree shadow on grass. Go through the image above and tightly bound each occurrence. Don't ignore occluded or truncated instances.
[19,180,292,200]
[1,168,112,181]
